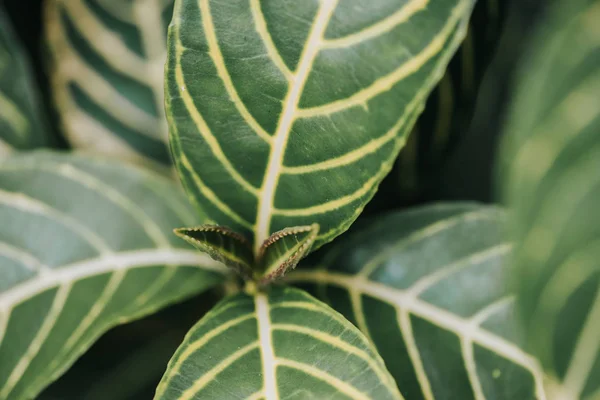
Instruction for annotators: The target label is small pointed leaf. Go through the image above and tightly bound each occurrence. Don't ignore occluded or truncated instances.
[257,224,319,284]
[174,225,253,278]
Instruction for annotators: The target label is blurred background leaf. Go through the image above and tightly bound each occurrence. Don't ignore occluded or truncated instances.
[500,0,600,397]
[42,0,175,175]
[0,5,54,156]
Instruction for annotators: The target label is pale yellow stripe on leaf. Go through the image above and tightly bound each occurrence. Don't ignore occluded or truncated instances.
[322,0,428,49]
[254,0,339,253]
[357,209,498,278]
[60,46,162,140]
[249,0,293,80]
[58,0,152,84]
[0,91,29,138]
[0,189,110,253]
[200,0,273,143]
[396,309,434,400]
[461,336,486,400]
[0,138,12,156]
[133,0,169,140]
[178,150,253,229]
[246,391,265,400]
[270,300,373,350]
[47,162,170,246]
[272,323,395,388]
[55,271,126,358]
[281,85,429,175]
[350,288,374,343]
[256,293,278,400]
[273,156,395,217]
[120,267,178,318]
[297,0,470,118]
[178,342,259,400]
[277,358,374,400]
[0,284,72,399]
[0,249,225,309]
[0,242,49,273]
[406,244,512,297]
[0,309,9,347]
[173,30,259,196]
[537,262,600,399]
[285,269,545,390]
[164,314,255,381]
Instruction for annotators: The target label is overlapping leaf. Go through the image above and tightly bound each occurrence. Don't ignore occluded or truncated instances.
[0,152,227,400]
[44,0,174,171]
[0,7,50,156]
[166,0,476,253]
[288,203,547,399]
[155,286,402,400]
[500,0,600,397]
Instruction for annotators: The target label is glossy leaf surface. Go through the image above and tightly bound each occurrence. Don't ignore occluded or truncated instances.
[0,152,226,399]
[500,0,600,397]
[288,204,547,399]
[166,0,476,252]
[156,286,402,400]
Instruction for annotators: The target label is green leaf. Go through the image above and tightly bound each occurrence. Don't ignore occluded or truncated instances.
[44,0,174,171]
[499,0,600,397]
[0,7,51,155]
[287,203,547,399]
[166,0,476,253]
[258,223,319,285]
[155,286,402,400]
[174,225,254,278]
[0,151,227,400]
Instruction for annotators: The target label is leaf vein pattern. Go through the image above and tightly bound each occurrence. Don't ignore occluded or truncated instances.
[297,0,470,118]
[254,0,339,251]
[200,0,273,143]
[249,0,293,80]
[322,0,429,49]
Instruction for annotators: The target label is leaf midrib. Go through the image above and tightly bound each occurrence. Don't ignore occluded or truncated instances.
[254,0,339,252]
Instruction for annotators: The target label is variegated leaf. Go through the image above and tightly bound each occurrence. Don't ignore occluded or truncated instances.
[44,0,174,171]
[167,0,476,253]
[288,203,547,399]
[500,0,600,397]
[0,152,227,400]
[155,286,402,400]
[0,7,51,156]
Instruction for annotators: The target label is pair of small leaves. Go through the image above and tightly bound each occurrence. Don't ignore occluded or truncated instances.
[175,224,319,285]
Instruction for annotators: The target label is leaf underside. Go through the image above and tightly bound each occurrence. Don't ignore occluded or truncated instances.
[167,0,476,252]
[287,203,547,399]
[155,286,402,400]
[0,152,226,400]
[501,0,600,397]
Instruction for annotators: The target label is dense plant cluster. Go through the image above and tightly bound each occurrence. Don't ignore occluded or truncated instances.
[0,0,598,399]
